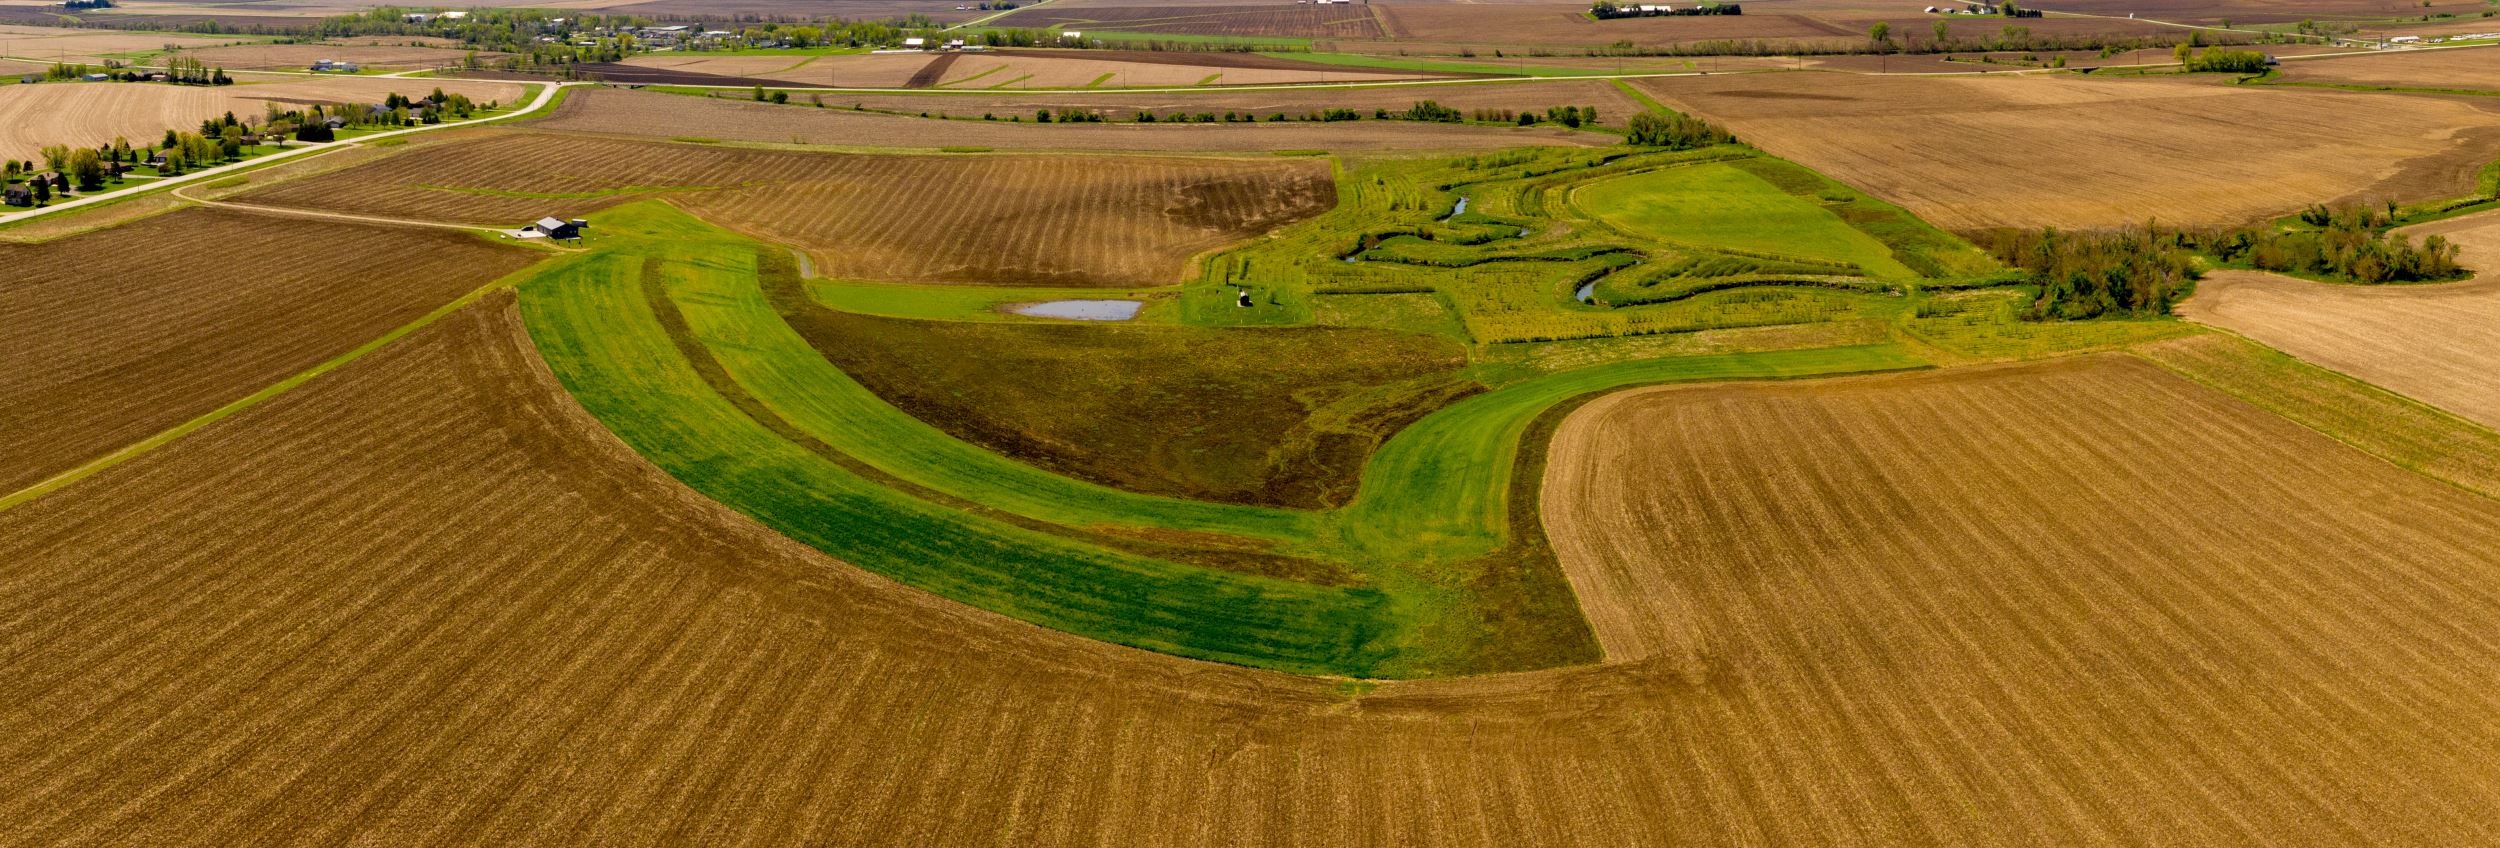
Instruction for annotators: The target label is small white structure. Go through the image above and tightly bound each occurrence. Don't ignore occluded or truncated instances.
[902,36,927,48]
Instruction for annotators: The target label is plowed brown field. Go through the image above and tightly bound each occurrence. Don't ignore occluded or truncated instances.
[765,78,1643,124]
[242,131,1335,285]
[0,207,536,495]
[11,305,2500,844]
[1541,355,2500,844]
[2178,210,2500,428]
[999,4,1388,39]
[0,74,525,160]
[1638,71,2500,229]
[2282,48,2500,91]
[533,87,1610,152]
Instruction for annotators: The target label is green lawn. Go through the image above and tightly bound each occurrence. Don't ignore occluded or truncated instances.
[1576,162,1921,279]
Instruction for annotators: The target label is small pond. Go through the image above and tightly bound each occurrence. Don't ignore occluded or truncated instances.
[1440,196,1470,222]
[1010,300,1144,321]
[1574,282,1597,303]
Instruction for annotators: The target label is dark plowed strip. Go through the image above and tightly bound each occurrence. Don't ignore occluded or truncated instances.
[902,53,962,89]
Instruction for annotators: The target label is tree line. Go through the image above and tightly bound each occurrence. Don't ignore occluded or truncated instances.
[1976,204,2468,319]
[1624,111,1735,149]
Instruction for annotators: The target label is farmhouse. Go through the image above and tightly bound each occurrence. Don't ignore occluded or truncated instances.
[530,217,585,239]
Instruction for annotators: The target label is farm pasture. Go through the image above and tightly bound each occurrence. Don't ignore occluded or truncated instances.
[1638,71,2500,229]
[240,131,1338,286]
[0,208,538,495]
[2177,211,2500,428]
[1541,355,2500,843]
[0,75,525,160]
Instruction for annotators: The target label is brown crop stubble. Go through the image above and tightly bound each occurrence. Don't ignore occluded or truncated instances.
[533,87,1614,153]
[0,207,539,494]
[1541,355,2500,844]
[1638,72,2500,230]
[242,131,1341,286]
[12,308,2500,843]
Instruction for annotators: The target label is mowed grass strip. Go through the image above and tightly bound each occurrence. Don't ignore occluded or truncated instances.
[1340,343,1931,564]
[1575,161,1917,279]
[515,218,1394,676]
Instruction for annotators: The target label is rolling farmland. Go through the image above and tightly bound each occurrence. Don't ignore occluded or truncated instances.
[997,4,1390,39]
[1639,71,2500,229]
[2281,49,2500,92]
[9,307,2500,842]
[173,42,500,70]
[0,208,538,495]
[241,131,1338,286]
[758,78,1644,126]
[534,87,1612,152]
[2178,225,2500,427]
[0,75,525,160]
[1540,355,2500,844]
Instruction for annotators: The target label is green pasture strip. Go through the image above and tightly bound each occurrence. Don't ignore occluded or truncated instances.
[0,261,535,514]
[1609,78,1673,114]
[1575,162,1919,279]
[1084,72,1116,88]
[984,73,1036,89]
[1340,344,1931,563]
[515,216,1394,677]
[806,278,1172,322]
[1064,30,1315,48]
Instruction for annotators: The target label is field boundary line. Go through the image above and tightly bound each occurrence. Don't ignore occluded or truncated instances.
[0,267,547,514]
[2130,332,2500,505]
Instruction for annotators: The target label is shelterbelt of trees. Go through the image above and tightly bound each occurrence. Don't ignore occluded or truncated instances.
[1979,201,2474,320]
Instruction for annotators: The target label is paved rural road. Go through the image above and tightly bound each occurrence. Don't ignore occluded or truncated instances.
[0,80,577,227]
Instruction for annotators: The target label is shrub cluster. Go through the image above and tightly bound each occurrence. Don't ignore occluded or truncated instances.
[2207,205,2462,283]
[2176,45,2269,72]
[1624,111,1736,149]
[1978,227,2199,319]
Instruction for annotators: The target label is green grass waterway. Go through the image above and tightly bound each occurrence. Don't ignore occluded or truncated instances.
[518,200,1935,677]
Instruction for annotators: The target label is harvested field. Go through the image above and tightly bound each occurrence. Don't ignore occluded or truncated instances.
[1377,3,1860,45]
[1640,71,2500,229]
[1541,354,2500,844]
[768,48,1442,89]
[173,42,500,71]
[605,0,983,21]
[12,318,2500,842]
[764,77,1643,123]
[0,207,537,494]
[998,4,1389,39]
[2178,211,2500,428]
[2281,48,2500,92]
[532,86,1614,151]
[2028,0,2488,25]
[0,75,525,160]
[0,24,243,63]
[245,131,1339,286]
